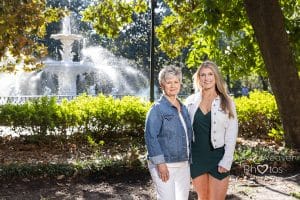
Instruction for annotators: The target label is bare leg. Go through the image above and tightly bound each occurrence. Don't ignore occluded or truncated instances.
[208,175,229,200]
[192,173,209,200]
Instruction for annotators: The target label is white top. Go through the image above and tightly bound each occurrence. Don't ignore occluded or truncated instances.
[178,111,189,157]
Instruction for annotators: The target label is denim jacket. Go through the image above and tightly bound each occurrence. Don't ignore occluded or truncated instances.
[145,95,193,165]
[185,92,238,170]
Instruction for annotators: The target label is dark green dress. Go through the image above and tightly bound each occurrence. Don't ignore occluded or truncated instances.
[190,108,229,180]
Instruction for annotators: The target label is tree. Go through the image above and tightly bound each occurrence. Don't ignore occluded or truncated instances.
[244,0,300,148]
[0,0,65,71]
[82,0,300,148]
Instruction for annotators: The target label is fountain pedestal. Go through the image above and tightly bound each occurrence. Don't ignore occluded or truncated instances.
[51,34,82,62]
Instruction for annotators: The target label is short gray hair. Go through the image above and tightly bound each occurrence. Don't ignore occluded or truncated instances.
[158,65,182,85]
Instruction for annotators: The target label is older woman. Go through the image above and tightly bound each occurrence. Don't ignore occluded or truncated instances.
[186,60,238,200]
[145,65,193,200]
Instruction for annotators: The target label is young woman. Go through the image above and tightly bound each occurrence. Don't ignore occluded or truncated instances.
[186,61,238,200]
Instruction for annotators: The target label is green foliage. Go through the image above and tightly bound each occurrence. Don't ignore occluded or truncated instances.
[280,0,300,70]
[0,158,147,181]
[234,142,298,165]
[235,91,282,139]
[119,96,150,133]
[0,136,298,180]
[81,0,147,38]
[156,0,266,78]
[0,163,75,180]
[81,0,300,78]
[86,135,104,150]
[0,134,148,179]
[30,97,58,135]
[156,14,195,59]
[159,0,300,77]
[0,0,65,71]
[0,91,285,141]
[0,94,151,138]
[55,98,81,135]
[291,192,300,199]
[268,125,284,142]
[0,91,284,141]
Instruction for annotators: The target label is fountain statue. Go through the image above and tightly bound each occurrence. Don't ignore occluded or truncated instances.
[0,13,149,102]
[50,15,82,62]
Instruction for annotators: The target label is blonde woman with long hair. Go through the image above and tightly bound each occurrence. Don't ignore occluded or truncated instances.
[185,60,238,200]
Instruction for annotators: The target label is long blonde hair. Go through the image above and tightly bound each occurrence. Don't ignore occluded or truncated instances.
[193,60,235,118]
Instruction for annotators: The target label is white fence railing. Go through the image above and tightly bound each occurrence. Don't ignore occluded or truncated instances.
[0,95,78,105]
[0,94,190,105]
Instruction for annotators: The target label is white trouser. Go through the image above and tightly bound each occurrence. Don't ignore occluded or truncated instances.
[149,163,190,200]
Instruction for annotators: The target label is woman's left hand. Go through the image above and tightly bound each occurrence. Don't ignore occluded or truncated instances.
[218,166,228,173]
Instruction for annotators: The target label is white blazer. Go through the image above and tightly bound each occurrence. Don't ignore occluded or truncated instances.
[185,92,238,170]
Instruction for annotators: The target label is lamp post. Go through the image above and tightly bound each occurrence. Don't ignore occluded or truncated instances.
[150,0,156,102]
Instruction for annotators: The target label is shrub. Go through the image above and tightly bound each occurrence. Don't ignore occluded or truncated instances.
[119,96,152,135]
[235,90,282,140]
[0,94,151,142]
[0,97,59,135]
[0,91,283,141]
[29,97,59,135]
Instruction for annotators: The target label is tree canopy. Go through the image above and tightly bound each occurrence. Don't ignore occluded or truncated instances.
[82,0,300,79]
[82,0,148,38]
[0,0,64,71]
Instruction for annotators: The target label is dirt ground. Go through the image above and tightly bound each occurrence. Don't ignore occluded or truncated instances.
[0,172,299,200]
[0,136,299,200]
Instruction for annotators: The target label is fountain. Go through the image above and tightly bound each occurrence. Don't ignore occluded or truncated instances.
[0,13,149,103]
[50,15,82,62]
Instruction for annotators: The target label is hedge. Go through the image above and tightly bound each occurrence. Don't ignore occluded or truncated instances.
[0,91,283,141]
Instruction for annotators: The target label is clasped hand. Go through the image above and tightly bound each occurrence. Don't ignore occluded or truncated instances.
[157,163,169,182]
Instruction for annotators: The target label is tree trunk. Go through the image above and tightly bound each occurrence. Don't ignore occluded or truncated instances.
[244,0,300,149]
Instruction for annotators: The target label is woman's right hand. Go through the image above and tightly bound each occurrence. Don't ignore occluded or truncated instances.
[157,163,169,182]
